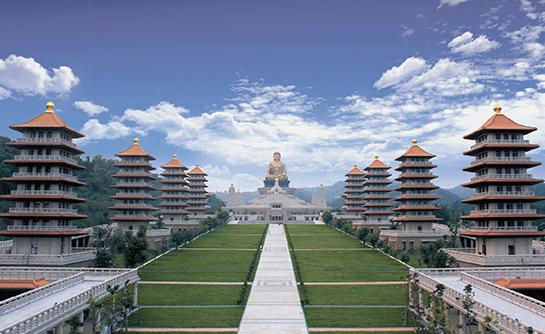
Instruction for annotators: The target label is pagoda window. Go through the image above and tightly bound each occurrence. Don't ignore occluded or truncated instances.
[495,133,501,140]
[503,133,510,140]
[38,132,44,138]
[495,151,502,157]
[508,245,516,255]
[506,185,513,192]
[30,132,36,138]
[46,149,51,155]
[46,131,53,138]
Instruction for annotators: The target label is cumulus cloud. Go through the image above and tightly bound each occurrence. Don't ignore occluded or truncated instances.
[374,57,428,89]
[78,119,133,142]
[438,0,470,8]
[208,173,262,192]
[74,100,109,116]
[0,87,11,100]
[505,25,545,59]
[0,54,79,97]
[448,31,500,55]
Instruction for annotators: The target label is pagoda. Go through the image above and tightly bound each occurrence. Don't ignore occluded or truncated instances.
[360,156,393,234]
[342,165,366,221]
[445,105,545,266]
[110,138,158,233]
[159,154,195,231]
[0,102,95,266]
[380,140,447,251]
[185,164,210,221]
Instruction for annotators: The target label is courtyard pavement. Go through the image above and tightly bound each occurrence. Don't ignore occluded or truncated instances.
[238,223,308,334]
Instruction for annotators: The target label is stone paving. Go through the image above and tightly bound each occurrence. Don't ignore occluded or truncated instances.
[238,224,308,334]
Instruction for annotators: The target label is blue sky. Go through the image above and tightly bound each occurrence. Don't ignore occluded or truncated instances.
[1,0,544,191]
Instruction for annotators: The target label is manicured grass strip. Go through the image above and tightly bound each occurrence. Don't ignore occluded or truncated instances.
[296,250,407,282]
[187,235,261,248]
[287,225,339,235]
[130,332,236,334]
[308,331,414,333]
[139,284,244,305]
[139,250,255,282]
[290,235,365,249]
[305,285,408,305]
[209,225,266,235]
[128,307,244,327]
[304,307,414,327]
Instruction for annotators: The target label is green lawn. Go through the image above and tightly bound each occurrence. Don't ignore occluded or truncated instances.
[304,307,414,327]
[289,234,365,249]
[128,307,244,327]
[139,250,255,281]
[287,225,339,235]
[187,235,262,248]
[305,284,408,305]
[138,284,245,305]
[296,249,407,282]
[209,224,267,235]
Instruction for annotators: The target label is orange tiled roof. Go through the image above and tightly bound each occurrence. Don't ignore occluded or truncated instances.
[396,140,435,160]
[10,105,84,138]
[365,156,390,169]
[188,164,207,175]
[161,154,187,169]
[0,278,49,289]
[115,138,156,160]
[465,107,537,139]
[346,165,364,176]
[496,278,545,289]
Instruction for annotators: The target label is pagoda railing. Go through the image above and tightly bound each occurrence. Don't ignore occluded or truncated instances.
[471,173,533,181]
[10,190,79,198]
[13,137,78,149]
[472,156,532,164]
[380,229,446,237]
[399,182,435,187]
[11,172,79,181]
[114,192,152,197]
[9,208,78,214]
[462,226,538,232]
[111,203,156,208]
[0,240,13,252]
[444,248,545,266]
[0,250,96,266]
[469,209,537,215]
[13,155,78,164]
[397,193,438,198]
[112,213,157,218]
[114,182,154,187]
[533,240,545,254]
[7,225,82,231]
[471,191,535,197]
[470,139,530,150]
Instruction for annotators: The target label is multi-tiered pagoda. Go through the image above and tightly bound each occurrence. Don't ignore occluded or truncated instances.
[111,138,158,233]
[361,156,393,234]
[445,106,545,266]
[342,165,367,222]
[381,140,447,251]
[0,102,95,266]
[159,154,194,231]
[185,165,210,221]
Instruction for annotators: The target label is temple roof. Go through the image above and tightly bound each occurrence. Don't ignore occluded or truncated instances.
[464,106,537,139]
[10,103,84,138]
[161,154,187,169]
[0,278,49,290]
[496,278,545,290]
[188,164,207,175]
[346,165,364,176]
[365,156,390,170]
[396,140,435,161]
[115,138,156,160]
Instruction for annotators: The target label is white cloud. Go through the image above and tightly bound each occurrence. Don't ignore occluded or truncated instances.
[520,0,539,20]
[0,86,11,100]
[400,25,415,38]
[74,100,109,116]
[535,73,545,89]
[374,57,428,89]
[505,25,545,59]
[438,0,470,8]
[78,119,133,143]
[203,164,231,177]
[208,173,262,192]
[448,31,500,55]
[0,54,79,96]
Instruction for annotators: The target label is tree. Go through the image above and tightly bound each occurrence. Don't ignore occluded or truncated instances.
[123,225,149,268]
[93,223,123,268]
[462,284,476,333]
[322,211,333,226]
[421,240,454,268]
[207,194,225,212]
[357,227,369,241]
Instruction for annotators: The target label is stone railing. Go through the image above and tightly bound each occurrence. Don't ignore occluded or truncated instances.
[469,209,537,215]
[0,267,132,281]
[399,193,438,198]
[0,250,96,266]
[470,139,530,150]
[444,248,545,266]
[114,192,151,197]
[413,270,540,334]
[13,155,79,164]
[462,226,538,232]
[460,272,545,318]
[399,161,434,166]
[7,225,82,231]
[11,172,79,181]
[380,229,447,238]
[471,156,532,165]
[0,272,84,315]
[115,182,153,187]
[112,213,157,218]
[8,208,78,214]
[471,191,535,198]
[10,190,79,198]
[0,240,13,253]
[471,173,533,181]
[399,182,435,187]
[0,269,138,334]
[111,203,155,208]
[13,137,78,148]
[533,240,545,254]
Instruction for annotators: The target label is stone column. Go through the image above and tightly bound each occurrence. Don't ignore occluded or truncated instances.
[418,288,425,314]
[458,310,466,334]
[54,324,64,334]
[133,283,139,307]
[478,321,487,334]
[77,312,84,333]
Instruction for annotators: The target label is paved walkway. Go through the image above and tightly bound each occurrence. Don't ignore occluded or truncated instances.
[138,281,249,285]
[238,224,308,334]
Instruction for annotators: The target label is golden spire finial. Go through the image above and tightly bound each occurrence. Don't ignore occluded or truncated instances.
[374,155,379,159]
[173,154,177,159]
[493,104,502,114]
[353,164,358,168]
[133,137,139,144]
[412,139,418,145]
[45,101,55,113]
[195,163,200,166]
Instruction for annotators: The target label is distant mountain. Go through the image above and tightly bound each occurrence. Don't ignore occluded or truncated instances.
[447,185,473,199]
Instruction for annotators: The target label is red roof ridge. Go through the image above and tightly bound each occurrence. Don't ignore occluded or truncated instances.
[161,154,187,169]
[365,156,390,169]
[346,164,365,176]
[115,138,156,160]
[188,164,207,175]
[396,140,435,160]
[10,102,84,138]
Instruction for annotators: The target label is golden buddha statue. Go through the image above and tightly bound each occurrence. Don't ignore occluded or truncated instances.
[266,152,288,180]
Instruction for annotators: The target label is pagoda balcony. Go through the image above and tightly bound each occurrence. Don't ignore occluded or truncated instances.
[113,162,154,168]
[395,173,437,180]
[113,173,153,178]
[396,193,440,198]
[461,226,539,233]
[364,202,392,207]
[161,209,190,213]
[468,209,537,215]
[363,195,392,199]
[397,162,437,168]
[394,205,440,211]
[443,248,545,266]
[10,172,79,182]
[0,249,96,266]
[365,172,391,176]
[392,215,441,221]
[111,214,158,220]
[8,190,83,200]
[470,173,534,181]
[9,208,78,214]
[110,203,158,209]
[10,155,82,167]
[113,192,153,198]
[471,156,532,165]
[6,225,83,232]
[11,137,79,149]
[380,229,447,238]
[470,191,536,198]
[364,187,392,192]
[114,182,155,188]
[469,139,530,150]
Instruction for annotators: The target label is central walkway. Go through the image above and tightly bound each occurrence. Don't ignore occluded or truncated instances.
[238,224,308,334]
